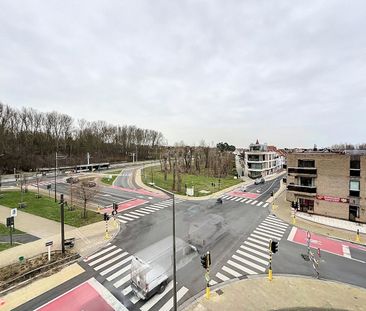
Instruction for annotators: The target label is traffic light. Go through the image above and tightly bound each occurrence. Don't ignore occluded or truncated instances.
[103,213,110,221]
[200,252,211,269]
[113,202,118,212]
[295,201,299,210]
[271,191,274,197]
[270,241,279,254]
[291,201,295,208]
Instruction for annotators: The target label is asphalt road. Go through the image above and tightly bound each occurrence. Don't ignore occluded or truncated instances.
[14,174,366,311]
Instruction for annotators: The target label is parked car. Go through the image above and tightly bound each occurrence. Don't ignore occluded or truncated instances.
[254,177,265,185]
[66,177,79,184]
[88,181,96,187]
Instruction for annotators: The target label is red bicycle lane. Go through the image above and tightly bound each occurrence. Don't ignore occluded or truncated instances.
[288,227,366,258]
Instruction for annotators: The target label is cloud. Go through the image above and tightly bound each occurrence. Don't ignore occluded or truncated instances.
[0,0,365,148]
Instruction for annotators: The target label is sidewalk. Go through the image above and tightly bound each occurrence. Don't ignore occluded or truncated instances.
[272,185,366,243]
[0,204,119,267]
[183,276,366,311]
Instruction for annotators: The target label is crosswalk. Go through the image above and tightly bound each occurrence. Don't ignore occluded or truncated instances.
[220,195,270,208]
[116,198,185,224]
[209,214,289,285]
[84,244,189,311]
[31,180,66,187]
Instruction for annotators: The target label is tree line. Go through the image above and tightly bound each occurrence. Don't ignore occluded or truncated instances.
[0,102,165,173]
[159,142,236,192]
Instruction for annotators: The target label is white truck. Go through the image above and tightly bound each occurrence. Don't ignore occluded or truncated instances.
[130,236,195,300]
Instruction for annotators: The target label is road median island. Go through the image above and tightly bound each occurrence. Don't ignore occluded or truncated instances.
[0,190,101,227]
[141,166,242,198]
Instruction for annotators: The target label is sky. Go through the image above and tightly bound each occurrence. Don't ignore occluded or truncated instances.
[0,0,365,148]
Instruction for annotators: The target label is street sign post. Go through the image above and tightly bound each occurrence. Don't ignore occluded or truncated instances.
[45,241,53,261]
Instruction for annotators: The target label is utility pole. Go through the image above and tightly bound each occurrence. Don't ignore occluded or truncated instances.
[60,193,65,254]
[55,152,58,202]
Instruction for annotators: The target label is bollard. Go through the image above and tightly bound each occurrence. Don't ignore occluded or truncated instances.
[356,229,360,243]
[268,268,273,281]
[205,284,210,299]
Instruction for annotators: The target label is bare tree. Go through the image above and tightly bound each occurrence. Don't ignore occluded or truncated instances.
[76,181,98,219]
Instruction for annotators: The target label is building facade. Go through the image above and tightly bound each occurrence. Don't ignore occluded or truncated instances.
[245,140,283,179]
[286,151,366,223]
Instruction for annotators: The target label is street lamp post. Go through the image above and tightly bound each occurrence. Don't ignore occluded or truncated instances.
[149,183,177,311]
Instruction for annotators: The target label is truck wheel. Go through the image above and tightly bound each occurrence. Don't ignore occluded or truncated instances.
[158,281,167,294]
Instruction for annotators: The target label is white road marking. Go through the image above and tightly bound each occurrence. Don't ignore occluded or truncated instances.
[85,245,116,261]
[236,249,268,265]
[118,215,135,221]
[247,237,269,247]
[136,209,150,214]
[240,246,270,259]
[232,255,266,272]
[258,224,286,235]
[240,198,248,203]
[342,245,352,258]
[227,259,257,275]
[122,285,132,296]
[140,281,174,311]
[222,265,242,278]
[129,211,146,217]
[100,256,132,276]
[287,227,297,242]
[113,274,131,288]
[251,233,270,242]
[118,219,127,224]
[256,201,264,206]
[89,249,123,266]
[243,241,268,252]
[94,252,129,271]
[106,264,131,281]
[124,213,139,219]
[216,272,230,281]
[262,219,288,229]
[159,287,189,311]
[251,200,258,205]
[246,200,253,203]
[263,203,269,207]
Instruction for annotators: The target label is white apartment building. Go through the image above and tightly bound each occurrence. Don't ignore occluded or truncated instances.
[245,140,283,179]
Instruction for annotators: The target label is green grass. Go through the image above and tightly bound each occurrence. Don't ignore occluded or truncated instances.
[0,223,24,235]
[142,166,241,197]
[101,175,117,185]
[0,243,16,252]
[0,191,101,227]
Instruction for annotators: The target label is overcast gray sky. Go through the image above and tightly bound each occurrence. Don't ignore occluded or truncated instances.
[0,0,365,148]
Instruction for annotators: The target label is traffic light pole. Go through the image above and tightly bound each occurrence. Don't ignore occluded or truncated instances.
[60,193,65,254]
[268,239,272,281]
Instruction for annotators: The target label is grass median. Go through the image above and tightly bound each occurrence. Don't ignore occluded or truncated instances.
[101,175,117,185]
[142,166,241,197]
[0,191,101,227]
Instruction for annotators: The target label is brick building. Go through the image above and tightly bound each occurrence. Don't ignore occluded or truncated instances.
[286,151,366,223]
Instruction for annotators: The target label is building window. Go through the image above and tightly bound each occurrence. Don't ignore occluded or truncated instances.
[350,160,360,169]
[349,205,359,221]
[299,177,313,187]
[298,160,315,168]
[349,180,360,197]
[299,198,314,212]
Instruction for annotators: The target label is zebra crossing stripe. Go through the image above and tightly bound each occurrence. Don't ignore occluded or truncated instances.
[221,195,229,199]
[124,213,139,219]
[159,287,189,311]
[263,203,269,207]
[100,255,132,276]
[253,230,280,240]
[147,206,163,210]
[107,264,131,282]
[255,228,283,239]
[222,265,242,278]
[227,259,257,275]
[230,197,236,201]
[246,200,253,203]
[209,280,218,286]
[118,215,135,221]
[135,209,150,214]
[236,249,268,265]
[129,211,146,217]
[140,281,174,311]
[256,202,264,206]
[141,206,159,211]
[265,217,288,226]
[122,286,132,296]
[258,224,286,234]
[113,274,130,288]
[85,245,116,261]
[240,198,248,203]
[216,272,230,281]
[243,241,268,252]
[240,246,269,259]
[234,197,242,202]
[251,200,258,205]
[118,219,127,224]
[247,237,269,247]
[89,249,123,266]
[232,255,266,272]
[251,233,270,242]
[262,219,288,229]
[94,252,129,271]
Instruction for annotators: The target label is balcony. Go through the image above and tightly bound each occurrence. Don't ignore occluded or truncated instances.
[288,167,317,176]
[287,184,317,194]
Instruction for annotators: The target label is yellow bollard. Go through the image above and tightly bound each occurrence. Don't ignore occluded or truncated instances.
[292,215,296,225]
[356,230,361,243]
[206,286,210,299]
[97,206,101,213]
[268,268,273,281]
[104,230,110,240]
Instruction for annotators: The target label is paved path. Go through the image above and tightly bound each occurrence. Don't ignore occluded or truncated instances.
[184,276,366,311]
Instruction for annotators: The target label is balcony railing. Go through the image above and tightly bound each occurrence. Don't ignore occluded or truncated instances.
[287,184,317,193]
[288,167,317,175]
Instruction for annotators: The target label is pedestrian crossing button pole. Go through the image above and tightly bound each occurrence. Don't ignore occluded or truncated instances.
[268,239,279,281]
[356,229,361,243]
[104,213,110,239]
[200,251,211,299]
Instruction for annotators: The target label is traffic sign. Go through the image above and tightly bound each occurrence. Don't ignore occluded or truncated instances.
[6,216,14,227]
[45,241,53,247]
[10,208,17,217]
